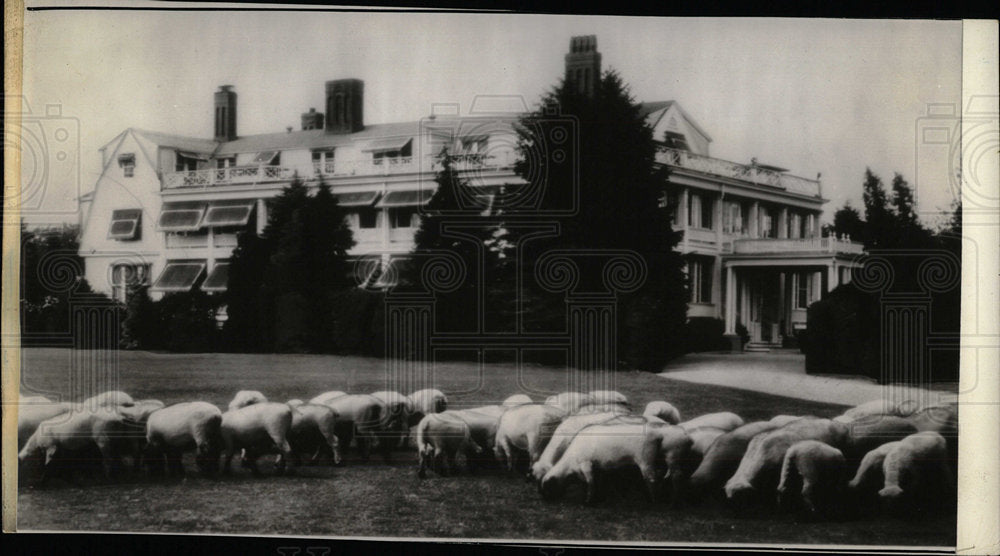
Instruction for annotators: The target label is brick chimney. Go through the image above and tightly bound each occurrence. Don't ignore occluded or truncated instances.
[214,85,237,141]
[301,107,324,130]
[565,35,601,97]
[325,79,364,134]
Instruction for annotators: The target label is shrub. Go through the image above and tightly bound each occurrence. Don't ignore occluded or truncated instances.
[683,317,727,353]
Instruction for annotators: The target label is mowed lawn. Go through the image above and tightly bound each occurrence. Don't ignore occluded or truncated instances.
[16,348,956,547]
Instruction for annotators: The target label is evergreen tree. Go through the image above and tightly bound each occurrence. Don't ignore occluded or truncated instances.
[830,202,866,242]
[224,227,270,351]
[861,168,892,249]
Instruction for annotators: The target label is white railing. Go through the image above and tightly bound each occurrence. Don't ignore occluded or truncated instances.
[732,236,864,254]
[163,165,296,189]
[165,233,209,249]
[657,148,821,198]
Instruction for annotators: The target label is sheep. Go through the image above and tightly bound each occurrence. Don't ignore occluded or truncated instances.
[408,388,448,426]
[220,402,294,476]
[643,401,681,425]
[19,407,132,484]
[544,392,596,414]
[530,407,635,482]
[724,418,850,508]
[776,440,848,517]
[679,412,745,433]
[145,401,223,477]
[841,414,919,464]
[319,394,387,461]
[415,412,482,478]
[287,403,341,467]
[82,390,134,409]
[588,390,629,407]
[574,402,634,416]
[228,390,268,412]
[18,401,72,450]
[539,421,692,504]
[833,398,921,423]
[116,399,166,470]
[495,403,567,475]
[846,439,897,502]
[678,426,728,479]
[502,394,533,409]
[688,420,789,498]
[856,431,954,513]
[371,390,414,449]
[905,402,958,466]
[443,405,506,467]
[770,415,807,427]
[309,391,348,407]
[287,399,305,408]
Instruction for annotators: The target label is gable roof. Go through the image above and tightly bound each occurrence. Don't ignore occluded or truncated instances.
[132,128,220,154]
[639,100,712,143]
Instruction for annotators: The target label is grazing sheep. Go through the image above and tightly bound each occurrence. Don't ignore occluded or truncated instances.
[643,401,681,425]
[116,399,166,470]
[82,390,134,409]
[539,421,692,504]
[688,420,787,497]
[545,392,597,414]
[288,403,341,466]
[502,394,533,409]
[833,398,921,423]
[220,402,294,476]
[415,412,482,478]
[309,391,348,407]
[574,402,634,416]
[495,403,567,474]
[409,389,448,426]
[905,403,958,466]
[444,405,506,464]
[19,407,132,483]
[588,390,628,406]
[724,418,850,507]
[287,399,305,408]
[679,412,745,433]
[371,391,414,449]
[846,440,897,500]
[841,414,919,463]
[876,432,954,511]
[530,408,635,482]
[228,390,268,412]
[776,440,848,517]
[770,415,807,427]
[18,401,72,450]
[145,401,223,477]
[679,426,728,478]
[319,394,387,461]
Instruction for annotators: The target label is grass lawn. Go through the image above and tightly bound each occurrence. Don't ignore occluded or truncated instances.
[15,348,956,547]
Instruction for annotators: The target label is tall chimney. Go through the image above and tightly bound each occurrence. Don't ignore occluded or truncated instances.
[565,35,601,97]
[214,85,237,141]
[301,107,324,130]
[325,79,364,134]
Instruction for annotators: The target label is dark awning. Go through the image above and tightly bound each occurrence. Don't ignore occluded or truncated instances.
[151,261,206,292]
[363,137,412,152]
[177,151,211,161]
[201,262,230,292]
[252,150,279,164]
[108,209,141,240]
[376,189,433,208]
[203,202,254,227]
[336,191,381,207]
[157,203,206,231]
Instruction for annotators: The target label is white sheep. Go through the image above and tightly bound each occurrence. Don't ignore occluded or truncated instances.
[145,401,224,476]
[544,392,596,414]
[530,408,635,482]
[776,440,848,516]
[220,402,294,476]
[228,390,268,412]
[679,412,744,433]
[502,394,533,409]
[495,403,567,474]
[415,412,482,478]
[643,400,681,425]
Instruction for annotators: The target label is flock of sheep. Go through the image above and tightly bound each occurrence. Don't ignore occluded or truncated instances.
[17,387,958,520]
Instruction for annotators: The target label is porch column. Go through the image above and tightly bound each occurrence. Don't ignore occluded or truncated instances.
[750,201,760,238]
[679,187,690,251]
[827,262,839,292]
[255,198,267,235]
[207,227,216,269]
[724,265,737,334]
[778,207,788,239]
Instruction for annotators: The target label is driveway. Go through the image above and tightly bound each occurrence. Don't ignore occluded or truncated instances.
[659,351,958,408]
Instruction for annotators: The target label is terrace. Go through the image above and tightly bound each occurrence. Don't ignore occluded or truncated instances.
[657,147,822,198]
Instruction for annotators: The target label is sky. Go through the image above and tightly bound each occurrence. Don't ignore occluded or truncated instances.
[19,8,963,227]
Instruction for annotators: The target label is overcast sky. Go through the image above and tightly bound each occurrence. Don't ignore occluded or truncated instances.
[20,9,962,226]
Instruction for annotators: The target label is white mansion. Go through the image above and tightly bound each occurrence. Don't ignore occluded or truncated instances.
[78,36,863,351]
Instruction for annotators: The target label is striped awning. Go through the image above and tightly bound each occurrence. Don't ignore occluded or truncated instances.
[201,262,230,292]
[376,189,433,208]
[203,202,254,227]
[108,209,141,240]
[362,137,412,152]
[152,261,206,292]
[336,191,381,207]
[157,203,206,232]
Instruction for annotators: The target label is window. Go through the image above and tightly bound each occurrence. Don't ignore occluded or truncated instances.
[372,139,413,164]
[794,272,810,309]
[723,201,742,235]
[151,261,206,292]
[663,131,690,151]
[216,157,236,169]
[688,258,713,304]
[357,208,377,229]
[312,149,335,174]
[459,136,488,155]
[108,209,141,240]
[688,193,701,228]
[201,262,230,293]
[203,202,254,227]
[759,206,776,238]
[389,207,417,229]
[157,204,206,232]
[110,263,150,304]
[118,153,135,178]
[252,151,280,165]
[175,153,199,173]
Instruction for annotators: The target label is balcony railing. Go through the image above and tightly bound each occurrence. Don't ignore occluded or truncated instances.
[164,153,516,190]
[657,148,821,198]
[731,236,864,255]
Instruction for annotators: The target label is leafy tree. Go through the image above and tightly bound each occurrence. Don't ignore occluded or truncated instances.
[223,228,270,351]
[830,202,865,242]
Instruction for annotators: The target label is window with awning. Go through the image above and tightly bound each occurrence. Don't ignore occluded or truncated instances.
[363,137,413,153]
[376,189,434,208]
[335,191,381,207]
[177,151,210,161]
[157,204,207,232]
[107,209,142,240]
[151,261,206,292]
[252,151,280,165]
[201,262,230,292]
[203,202,254,227]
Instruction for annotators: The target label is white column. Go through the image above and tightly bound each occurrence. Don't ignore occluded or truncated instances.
[724,265,737,334]
[827,262,839,292]
[256,199,267,235]
[750,201,760,238]
[679,188,690,252]
[715,194,724,244]
[207,227,216,268]
[778,208,788,239]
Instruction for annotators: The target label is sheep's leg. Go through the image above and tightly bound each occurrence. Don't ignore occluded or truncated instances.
[446,447,459,476]
[495,438,513,472]
[800,479,819,515]
[579,462,597,504]
[418,446,429,479]
[638,462,660,503]
[166,449,185,477]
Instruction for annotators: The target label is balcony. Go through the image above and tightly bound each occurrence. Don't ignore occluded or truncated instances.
[731,236,864,255]
[163,165,297,189]
[657,148,821,198]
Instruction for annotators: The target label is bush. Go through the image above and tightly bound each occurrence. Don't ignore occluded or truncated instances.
[122,289,222,352]
[802,283,879,380]
[326,288,384,355]
[683,317,727,353]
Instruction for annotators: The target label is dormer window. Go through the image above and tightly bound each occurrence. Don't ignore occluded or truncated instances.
[175,152,204,173]
[663,131,690,152]
[252,151,280,166]
[366,138,412,165]
[118,153,135,177]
